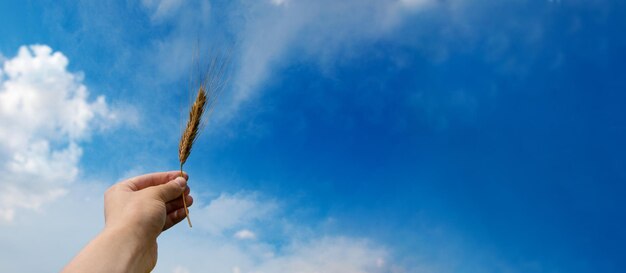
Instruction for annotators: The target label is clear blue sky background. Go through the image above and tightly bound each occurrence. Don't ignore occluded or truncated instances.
[1,0,625,272]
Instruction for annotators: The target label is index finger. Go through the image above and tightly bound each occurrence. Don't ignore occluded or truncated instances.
[123,171,189,191]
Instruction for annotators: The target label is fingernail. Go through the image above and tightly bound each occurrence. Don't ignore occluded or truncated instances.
[174,177,187,188]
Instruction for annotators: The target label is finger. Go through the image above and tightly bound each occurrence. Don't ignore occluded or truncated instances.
[165,194,193,214]
[147,177,187,202]
[123,171,189,191]
[163,207,188,231]
[165,185,190,198]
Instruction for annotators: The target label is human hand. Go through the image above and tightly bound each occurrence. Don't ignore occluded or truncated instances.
[62,171,195,273]
[103,171,194,271]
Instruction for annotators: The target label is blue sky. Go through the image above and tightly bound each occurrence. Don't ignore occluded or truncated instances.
[1,0,625,272]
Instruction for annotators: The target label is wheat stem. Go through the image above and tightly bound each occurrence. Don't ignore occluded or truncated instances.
[180,165,192,228]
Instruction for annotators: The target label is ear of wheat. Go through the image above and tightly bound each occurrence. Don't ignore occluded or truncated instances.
[178,54,229,228]
[179,86,207,167]
[178,87,207,228]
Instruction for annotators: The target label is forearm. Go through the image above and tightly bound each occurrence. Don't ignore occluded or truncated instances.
[62,226,150,273]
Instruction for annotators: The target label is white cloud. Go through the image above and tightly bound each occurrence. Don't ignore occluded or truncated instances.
[0,45,118,222]
[157,233,394,273]
[114,0,438,123]
[193,192,277,235]
[172,265,191,273]
[270,0,288,6]
[246,237,391,273]
[234,229,256,240]
[142,0,185,20]
[399,0,434,9]
[216,0,439,119]
[153,192,399,273]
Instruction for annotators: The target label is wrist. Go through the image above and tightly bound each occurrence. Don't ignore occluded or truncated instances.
[102,223,152,251]
[105,217,159,240]
[62,224,153,273]
[99,225,151,272]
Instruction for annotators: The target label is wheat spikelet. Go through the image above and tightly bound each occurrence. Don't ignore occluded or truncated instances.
[179,87,207,166]
[178,87,206,228]
[178,53,229,228]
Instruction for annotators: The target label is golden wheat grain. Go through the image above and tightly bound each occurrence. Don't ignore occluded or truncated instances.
[178,53,229,228]
[178,86,207,228]
[179,87,207,166]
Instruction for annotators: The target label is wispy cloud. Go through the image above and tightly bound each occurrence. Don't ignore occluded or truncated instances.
[142,0,185,21]
[88,0,440,122]
[192,192,278,235]
[227,0,436,112]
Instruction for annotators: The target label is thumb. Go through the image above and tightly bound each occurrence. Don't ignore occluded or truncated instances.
[149,177,187,202]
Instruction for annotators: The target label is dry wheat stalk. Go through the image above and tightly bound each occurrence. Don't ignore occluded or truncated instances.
[178,54,228,228]
[178,87,207,228]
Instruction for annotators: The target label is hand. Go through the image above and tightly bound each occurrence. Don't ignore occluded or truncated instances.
[104,171,194,271]
[105,171,193,239]
[62,171,194,273]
